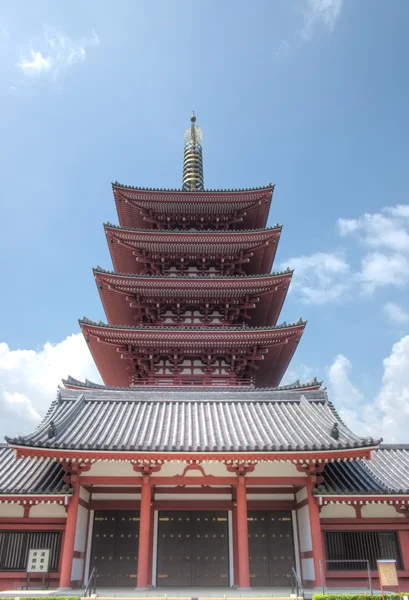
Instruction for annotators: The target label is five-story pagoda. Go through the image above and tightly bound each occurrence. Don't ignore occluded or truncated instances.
[3,115,382,593]
[80,113,305,389]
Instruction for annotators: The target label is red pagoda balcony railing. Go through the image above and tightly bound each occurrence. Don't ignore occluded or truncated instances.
[130,376,255,387]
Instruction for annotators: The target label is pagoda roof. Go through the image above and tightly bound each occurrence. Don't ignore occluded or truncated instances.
[316,445,409,495]
[6,388,379,453]
[104,224,281,275]
[79,318,306,388]
[62,375,323,393]
[94,268,292,327]
[112,182,274,230]
[0,444,72,495]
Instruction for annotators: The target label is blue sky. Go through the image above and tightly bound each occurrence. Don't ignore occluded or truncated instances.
[1,0,409,440]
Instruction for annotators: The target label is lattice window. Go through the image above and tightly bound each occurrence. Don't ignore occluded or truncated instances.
[324,531,402,571]
[0,531,62,571]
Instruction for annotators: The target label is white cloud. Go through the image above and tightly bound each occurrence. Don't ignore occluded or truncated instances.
[17,50,52,74]
[0,333,101,439]
[327,336,409,441]
[276,0,342,57]
[360,252,409,292]
[281,251,351,304]
[283,204,409,303]
[17,27,99,77]
[338,210,409,253]
[383,302,409,325]
[299,0,343,41]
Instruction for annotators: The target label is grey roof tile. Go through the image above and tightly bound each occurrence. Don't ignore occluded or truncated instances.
[0,444,72,494]
[6,388,378,452]
[317,445,409,494]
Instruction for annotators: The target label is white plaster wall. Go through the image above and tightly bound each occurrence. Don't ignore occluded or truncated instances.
[296,487,308,503]
[74,505,88,552]
[319,504,356,518]
[152,462,230,477]
[88,462,135,476]
[301,557,315,581]
[361,503,403,518]
[0,504,24,517]
[70,490,89,583]
[249,462,302,477]
[297,505,312,552]
[71,557,83,581]
[246,493,295,500]
[80,487,90,502]
[30,504,67,518]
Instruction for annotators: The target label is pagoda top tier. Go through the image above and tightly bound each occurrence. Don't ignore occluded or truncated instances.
[113,182,274,230]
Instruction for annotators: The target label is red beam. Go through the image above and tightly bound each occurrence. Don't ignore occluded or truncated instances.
[80,475,306,486]
[90,486,141,494]
[154,486,232,495]
[0,518,66,524]
[320,517,409,524]
[153,500,233,510]
[321,520,409,531]
[13,446,375,462]
[0,523,66,530]
[90,500,141,511]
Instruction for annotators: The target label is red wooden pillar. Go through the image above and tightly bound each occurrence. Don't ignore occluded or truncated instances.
[307,481,325,587]
[236,474,250,588]
[232,505,239,585]
[59,482,80,588]
[137,474,152,588]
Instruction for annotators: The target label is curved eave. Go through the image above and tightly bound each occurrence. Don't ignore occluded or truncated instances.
[79,319,306,388]
[62,375,322,392]
[9,446,377,463]
[94,270,293,327]
[113,184,274,230]
[104,225,282,276]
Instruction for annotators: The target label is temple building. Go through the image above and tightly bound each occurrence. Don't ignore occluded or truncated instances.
[1,115,408,593]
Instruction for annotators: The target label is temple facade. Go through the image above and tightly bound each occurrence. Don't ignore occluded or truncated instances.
[1,115,408,592]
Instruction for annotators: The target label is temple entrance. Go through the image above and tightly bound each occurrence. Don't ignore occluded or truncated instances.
[156,510,229,587]
[90,510,140,587]
[248,510,295,586]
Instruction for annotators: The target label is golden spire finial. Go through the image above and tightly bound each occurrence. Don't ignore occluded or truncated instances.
[182,112,204,191]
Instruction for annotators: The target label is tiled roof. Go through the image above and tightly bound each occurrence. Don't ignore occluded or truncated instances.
[104,222,282,235]
[6,388,378,452]
[112,182,274,193]
[316,445,409,495]
[62,375,322,392]
[0,444,72,495]
[93,267,293,278]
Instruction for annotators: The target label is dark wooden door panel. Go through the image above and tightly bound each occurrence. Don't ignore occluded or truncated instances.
[268,512,294,586]
[114,511,139,587]
[157,512,192,586]
[192,512,229,586]
[91,511,117,586]
[248,511,295,587]
[248,512,271,586]
[156,511,229,587]
[90,510,139,587]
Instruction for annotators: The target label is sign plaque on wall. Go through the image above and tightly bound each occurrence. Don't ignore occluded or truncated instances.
[377,560,398,587]
[377,559,399,600]
[24,549,50,590]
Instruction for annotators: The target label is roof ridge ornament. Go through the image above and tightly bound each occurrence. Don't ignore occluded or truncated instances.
[182,112,204,191]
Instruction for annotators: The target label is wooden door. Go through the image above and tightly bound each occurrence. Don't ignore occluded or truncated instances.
[90,511,139,587]
[248,511,295,586]
[156,511,229,587]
